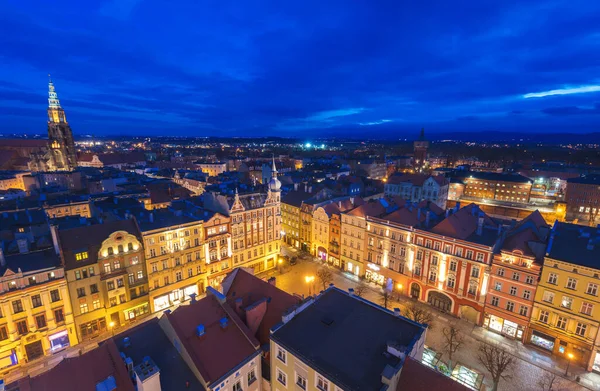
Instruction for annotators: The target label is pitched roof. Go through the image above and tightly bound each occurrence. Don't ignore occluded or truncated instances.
[2,248,61,275]
[281,189,317,208]
[164,293,260,384]
[9,339,135,391]
[387,174,448,186]
[58,219,142,270]
[546,222,600,268]
[347,199,388,218]
[501,210,550,258]
[223,268,301,345]
[398,357,469,391]
[430,203,497,243]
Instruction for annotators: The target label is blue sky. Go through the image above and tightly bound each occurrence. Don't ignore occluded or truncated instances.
[1,0,600,137]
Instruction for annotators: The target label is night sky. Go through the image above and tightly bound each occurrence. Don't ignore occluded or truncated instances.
[1,0,600,137]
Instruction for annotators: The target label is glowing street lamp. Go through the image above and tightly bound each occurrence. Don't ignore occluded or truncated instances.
[305,275,315,296]
[109,321,116,337]
[565,353,574,376]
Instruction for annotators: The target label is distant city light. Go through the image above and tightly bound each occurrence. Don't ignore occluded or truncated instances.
[305,142,312,148]
[320,144,325,148]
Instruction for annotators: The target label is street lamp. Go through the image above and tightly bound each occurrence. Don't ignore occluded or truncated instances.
[305,275,315,296]
[109,321,115,337]
[565,353,574,376]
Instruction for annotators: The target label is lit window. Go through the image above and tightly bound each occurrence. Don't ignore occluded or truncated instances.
[75,252,88,261]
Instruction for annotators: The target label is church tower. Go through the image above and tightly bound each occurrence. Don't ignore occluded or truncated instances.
[47,76,77,171]
[413,128,429,172]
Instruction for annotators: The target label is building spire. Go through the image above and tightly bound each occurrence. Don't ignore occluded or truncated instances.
[272,155,278,177]
[48,74,61,109]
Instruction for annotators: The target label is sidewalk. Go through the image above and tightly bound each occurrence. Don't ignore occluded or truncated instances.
[310,256,600,390]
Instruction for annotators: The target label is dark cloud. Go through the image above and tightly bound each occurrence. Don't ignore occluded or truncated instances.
[1,0,600,136]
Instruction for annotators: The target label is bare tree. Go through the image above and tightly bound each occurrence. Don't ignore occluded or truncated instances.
[354,284,368,297]
[589,207,599,226]
[442,326,463,371]
[380,289,391,309]
[537,372,564,391]
[316,268,333,291]
[477,343,514,391]
[403,302,435,329]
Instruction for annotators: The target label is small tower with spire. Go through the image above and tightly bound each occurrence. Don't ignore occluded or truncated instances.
[413,128,429,172]
[268,156,281,202]
[46,76,77,171]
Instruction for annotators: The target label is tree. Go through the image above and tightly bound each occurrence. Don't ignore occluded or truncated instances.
[316,268,333,291]
[477,343,514,391]
[403,302,435,329]
[589,207,599,226]
[380,289,391,309]
[537,372,564,391]
[354,284,368,297]
[442,326,463,371]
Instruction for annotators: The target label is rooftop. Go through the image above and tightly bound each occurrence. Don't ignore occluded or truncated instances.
[271,288,426,391]
[2,248,61,275]
[452,171,532,184]
[430,203,500,246]
[397,357,469,391]
[546,222,600,269]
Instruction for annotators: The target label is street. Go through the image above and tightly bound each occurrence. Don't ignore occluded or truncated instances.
[265,250,599,391]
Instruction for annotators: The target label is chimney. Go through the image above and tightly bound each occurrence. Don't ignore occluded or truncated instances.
[113,197,118,205]
[477,212,484,236]
[50,225,60,255]
[348,288,355,296]
[454,201,460,212]
[17,238,29,254]
[386,341,407,359]
[304,183,308,192]
[425,211,431,227]
[189,293,197,303]
[26,209,32,223]
[294,183,299,191]
[308,186,312,193]
[268,277,276,286]
[79,217,87,225]
[393,308,401,317]
[0,249,5,268]
[149,213,154,223]
[219,317,228,329]
[445,209,450,218]
[417,209,421,221]
[338,201,342,208]
[196,324,205,337]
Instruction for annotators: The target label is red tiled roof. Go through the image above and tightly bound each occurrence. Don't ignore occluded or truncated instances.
[224,268,301,345]
[165,294,260,384]
[431,203,496,240]
[384,208,422,226]
[10,339,135,391]
[398,357,469,391]
[77,152,95,162]
[347,200,387,218]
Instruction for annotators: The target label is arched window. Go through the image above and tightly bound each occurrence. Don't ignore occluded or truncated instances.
[128,243,134,251]
[108,247,114,255]
[118,244,124,253]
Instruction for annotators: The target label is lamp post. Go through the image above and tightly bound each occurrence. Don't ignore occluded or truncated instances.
[565,353,574,376]
[278,258,283,273]
[305,275,315,296]
[109,321,115,337]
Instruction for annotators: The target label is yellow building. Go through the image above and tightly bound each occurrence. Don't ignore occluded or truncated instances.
[529,222,600,372]
[340,204,370,277]
[138,211,206,313]
[0,248,76,369]
[311,206,330,261]
[57,220,150,342]
[281,191,306,248]
[44,200,92,219]
[0,172,29,192]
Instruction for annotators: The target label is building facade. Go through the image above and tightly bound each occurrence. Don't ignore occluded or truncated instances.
[565,175,600,224]
[45,78,77,172]
[384,174,449,209]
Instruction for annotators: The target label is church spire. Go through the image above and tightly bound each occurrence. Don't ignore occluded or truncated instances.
[271,155,278,177]
[48,74,61,109]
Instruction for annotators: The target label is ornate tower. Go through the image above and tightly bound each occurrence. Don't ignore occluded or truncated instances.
[413,128,429,172]
[47,76,77,171]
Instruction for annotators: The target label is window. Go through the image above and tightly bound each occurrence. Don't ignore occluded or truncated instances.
[449,261,457,272]
[587,283,598,296]
[16,320,28,335]
[447,275,455,288]
[277,346,287,363]
[50,289,60,302]
[110,297,117,307]
[35,314,46,329]
[512,272,520,281]
[75,251,88,261]
[494,282,502,291]
[55,308,64,323]
[561,296,573,310]
[80,303,89,314]
[176,272,182,282]
[276,369,287,386]
[519,305,528,316]
[137,270,144,280]
[471,267,480,278]
[31,294,42,308]
[75,270,81,280]
[429,270,437,282]
[506,302,514,312]
[12,300,23,314]
[107,281,115,290]
[509,286,517,296]
[581,302,594,316]
[233,381,242,391]
[296,374,307,390]
[414,265,421,276]
[93,299,101,310]
[491,296,499,306]
[130,256,139,265]
[247,369,257,385]
[455,248,463,257]
[576,323,587,337]
[465,250,473,260]
[542,291,554,303]
[431,256,438,266]
[497,268,505,277]
[547,273,557,285]
[566,278,577,290]
[556,316,567,330]
[468,283,477,295]
[317,375,329,391]
[0,326,7,341]
[476,253,485,262]
[526,275,534,285]
[539,310,549,323]
[523,290,531,300]
[104,263,111,274]
[117,278,124,288]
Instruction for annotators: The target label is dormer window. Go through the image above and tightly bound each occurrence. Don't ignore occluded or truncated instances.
[75,252,88,261]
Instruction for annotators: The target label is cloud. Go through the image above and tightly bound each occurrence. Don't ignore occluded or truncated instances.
[359,119,392,126]
[542,104,600,116]
[305,108,365,122]
[524,85,600,99]
[99,0,144,20]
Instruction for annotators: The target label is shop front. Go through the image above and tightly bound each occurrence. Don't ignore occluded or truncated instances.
[329,256,340,268]
[48,330,70,353]
[365,263,385,286]
[153,284,199,312]
[79,317,107,341]
[317,246,327,261]
[530,330,556,352]
[483,314,525,340]
[345,261,360,276]
[593,351,600,374]
[124,302,149,321]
